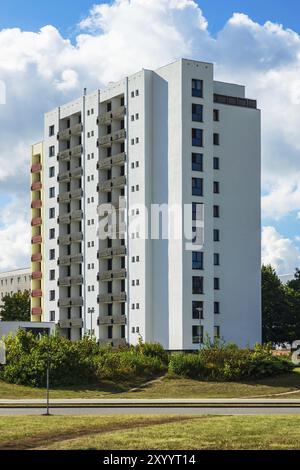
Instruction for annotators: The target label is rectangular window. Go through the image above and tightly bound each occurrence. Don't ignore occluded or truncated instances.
[213,157,220,170]
[192,128,203,147]
[49,249,55,260]
[213,205,220,217]
[214,278,220,290]
[214,229,220,242]
[50,311,55,321]
[49,146,55,157]
[192,251,204,270]
[214,302,220,314]
[192,153,203,172]
[192,103,203,122]
[214,253,220,266]
[213,133,220,145]
[192,325,204,344]
[108,325,113,339]
[49,290,55,301]
[192,202,203,221]
[49,228,55,239]
[49,187,55,198]
[213,109,219,121]
[213,181,220,194]
[49,167,55,178]
[192,177,203,196]
[193,276,204,295]
[49,125,55,137]
[192,79,203,98]
[192,301,204,319]
[49,208,55,219]
[49,270,55,281]
[214,326,220,339]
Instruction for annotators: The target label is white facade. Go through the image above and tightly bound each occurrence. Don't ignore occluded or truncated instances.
[32,59,261,349]
[0,268,31,306]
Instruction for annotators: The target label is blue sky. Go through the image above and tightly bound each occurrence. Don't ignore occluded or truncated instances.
[0,0,299,37]
[0,0,299,273]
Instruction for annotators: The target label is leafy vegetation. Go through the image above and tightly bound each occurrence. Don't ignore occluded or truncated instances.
[0,290,30,321]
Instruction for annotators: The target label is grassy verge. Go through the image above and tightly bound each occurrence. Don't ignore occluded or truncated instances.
[1,415,300,450]
[0,368,300,399]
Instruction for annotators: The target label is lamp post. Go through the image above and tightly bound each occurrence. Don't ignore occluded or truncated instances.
[196,306,203,350]
[88,307,95,338]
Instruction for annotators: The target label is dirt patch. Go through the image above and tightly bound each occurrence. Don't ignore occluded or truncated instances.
[0,416,206,450]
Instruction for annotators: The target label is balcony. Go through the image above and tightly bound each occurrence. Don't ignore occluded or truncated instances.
[32,307,42,316]
[98,315,113,325]
[70,167,83,179]
[58,210,83,224]
[98,111,112,125]
[58,123,82,140]
[31,164,42,174]
[58,234,71,245]
[32,271,42,280]
[31,235,42,245]
[112,106,126,121]
[32,290,42,298]
[31,182,42,191]
[58,191,70,203]
[99,338,126,348]
[112,129,126,142]
[112,152,126,166]
[31,253,42,262]
[71,145,82,157]
[58,254,83,265]
[98,135,112,147]
[31,200,42,209]
[97,180,112,192]
[71,318,84,328]
[98,269,126,282]
[58,275,83,287]
[58,297,83,308]
[98,294,113,303]
[109,222,126,235]
[113,315,127,325]
[112,175,126,188]
[58,320,71,328]
[31,217,42,227]
[71,232,83,243]
[98,246,126,259]
[113,292,126,302]
[58,149,71,161]
[70,188,83,199]
[58,170,70,183]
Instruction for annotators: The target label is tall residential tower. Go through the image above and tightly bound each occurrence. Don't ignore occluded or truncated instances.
[31,59,261,350]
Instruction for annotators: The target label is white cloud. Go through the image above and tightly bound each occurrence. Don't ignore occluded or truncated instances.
[0,0,300,268]
[262,226,300,274]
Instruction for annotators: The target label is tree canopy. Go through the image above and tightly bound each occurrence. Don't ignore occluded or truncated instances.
[0,290,31,321]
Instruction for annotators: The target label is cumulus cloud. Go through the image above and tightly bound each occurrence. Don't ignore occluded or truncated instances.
[0,0,300,269]
[262,226,300,274]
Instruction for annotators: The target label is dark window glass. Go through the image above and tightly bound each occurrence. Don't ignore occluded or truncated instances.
[213,205,220,217]
[193,276,203,294]
[192,178,203,196]
[192,202,203,221]
[214,302,220,314]
[214,229,220,242]
[192,128,203,147]
[108,325,113,339]
[192,103,203,122]
[213,109,219,121]
[192,325,204,344]
[213,133,220,145]
[192,252,204,270]
[214,278,220,290]
[214,253,220,266]
[192,79,203,98]
[192,153,203,172]
[213,157,219,170]
[192,301,204,319]
[213,181,220,194]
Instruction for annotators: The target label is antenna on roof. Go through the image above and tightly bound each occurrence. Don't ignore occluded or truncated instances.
[83,87,87,96]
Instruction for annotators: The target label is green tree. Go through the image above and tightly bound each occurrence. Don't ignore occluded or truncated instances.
[287,268,300,292]
[0,290,30,321]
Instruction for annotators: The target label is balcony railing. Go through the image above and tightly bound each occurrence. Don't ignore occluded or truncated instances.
[71,319,84,328]
[71,145,82,157]
[58,123,82,140]
[58,320,71,328]
[58,297,83,308]
[31,164,42,173]
[70,167,83,179]
[31,253,42,262]
[98,292,127,303]
[112,175,126,188]
[58,149,71,161]
[32,290,42,298]
[58,234,71,245]
[98,135,112,147]
[98,269,126,282]
[58,276,83,287]
[112,128,126,142]
[98,111,112,126]
[31,235,42,245]
[113,315,127,325]
[32,307,42,316]
[99,338,126,348]
[31,217,42,227]
[97,152,126,171]
[58,170,70,183]
[58,254,83,265]
[59,210,83,224]
[71,232,83,243]
[32,271,42,280]
[113,292,127,302]
[31,200,42,209]
[112,106,126,121]
[31,182,42,191]
[98,246,126,259]
[98,315,113,325]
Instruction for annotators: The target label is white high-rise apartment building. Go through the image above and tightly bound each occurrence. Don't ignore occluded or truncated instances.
[31,59,261,350]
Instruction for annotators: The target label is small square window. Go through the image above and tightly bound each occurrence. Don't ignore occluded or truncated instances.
[213,133,220,145]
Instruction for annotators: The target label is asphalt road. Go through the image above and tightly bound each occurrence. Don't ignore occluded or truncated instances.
[1,406,300,415]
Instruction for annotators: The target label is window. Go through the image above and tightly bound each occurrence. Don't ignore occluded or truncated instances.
[213,181,220,194]
[214,326,220,339]
[192,178,203,196]
[192,202,203,221]
[49,228,55,239]
[136,113,139,120]
[192,153,203,172]
[107,102,112,112]
[49,270,55,281]
[49,290,55,301]
[193,276,203,295]
[131,139,135,145]
[192,325,204,344]
[213,157,220,170]
[49,146,55,157]
[131,91,134,98]
[192,103,203,122]
[135,137,139,144]
[49,167,55,178]
[49,125,55,137]
[213,133,220,145]
[213,109,219,121]
[192,301,204,319]
[108,325,113,339]
[131,115,134,121]
[135,89,139,96]
[214,253,220,266]
[214,302,220,314]
[49,208,55,219]
[192,79,203,98]
[192,128,203,147]
[214,278,220,290]
[213,205,220,218]
[49,187,55,198]
[49,249,55,260]
[50,311,55,321]
[213,229,220,242]
[192,251,204,270]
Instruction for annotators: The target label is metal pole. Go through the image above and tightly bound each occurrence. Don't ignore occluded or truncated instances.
[44,341,51,416]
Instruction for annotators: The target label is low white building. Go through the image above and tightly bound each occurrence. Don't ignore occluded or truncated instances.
[0,321,55,339]
[0,268,31,306]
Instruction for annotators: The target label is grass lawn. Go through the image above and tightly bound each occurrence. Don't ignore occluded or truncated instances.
[0,368,300,399]
[0,415,300,450]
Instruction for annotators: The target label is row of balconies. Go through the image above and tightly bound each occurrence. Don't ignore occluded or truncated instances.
[58,188,83,203]
[97,152,126,170]
[97,106,126,125]
[98,246,126,259]
[97,175,126,192]
[58,254,83,265]
[58,232,83,245]
[58,275,83,287]
[58,145,82,161]
[97,269,126,282]
[58,298,84,307]
[99,338,127,348]
[58,167,83,183]
[98,315,126,325]
[58,210,83,224]
[98,292,126,303]
[57,123,83,141]
[98,129,126,148]
[58,319,83,329]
